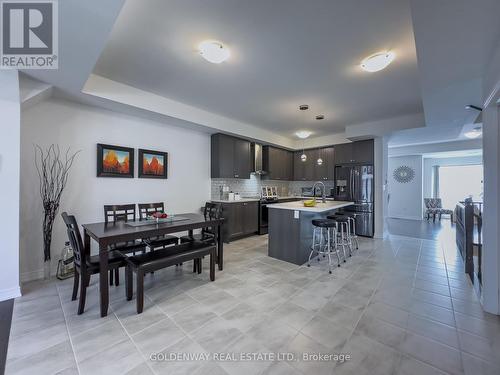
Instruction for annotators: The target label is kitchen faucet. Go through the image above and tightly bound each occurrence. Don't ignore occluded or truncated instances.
[312,181,326,203]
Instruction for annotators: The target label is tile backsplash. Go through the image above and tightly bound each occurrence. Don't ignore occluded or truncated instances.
[211,175,334,199]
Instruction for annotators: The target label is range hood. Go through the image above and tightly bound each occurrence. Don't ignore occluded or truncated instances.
[251,143,266,175]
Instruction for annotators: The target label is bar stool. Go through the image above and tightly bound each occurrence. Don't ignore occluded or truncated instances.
[307,219,341,273]
[327,214,351,259]
[340,213,359,251]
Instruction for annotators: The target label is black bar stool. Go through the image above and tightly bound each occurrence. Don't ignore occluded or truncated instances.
[327,214,351,259]
[307,219,341,273]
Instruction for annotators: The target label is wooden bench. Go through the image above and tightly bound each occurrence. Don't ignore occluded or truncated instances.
[124,242,216,313]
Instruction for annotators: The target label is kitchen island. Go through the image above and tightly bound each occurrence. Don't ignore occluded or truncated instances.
[268,200,353,265]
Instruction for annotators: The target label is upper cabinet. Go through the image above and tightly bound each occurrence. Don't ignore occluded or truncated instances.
[211,134,252,179]
[315,147,335,181]
[294,147,334,181]
[334,140,374,165]
[263,146,293,180]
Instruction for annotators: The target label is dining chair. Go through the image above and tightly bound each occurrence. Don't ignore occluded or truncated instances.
[61,212,126,315]
[180,202,222,245]
[137,202,179,249]
[180,202,222,272]
[103,204,147,285]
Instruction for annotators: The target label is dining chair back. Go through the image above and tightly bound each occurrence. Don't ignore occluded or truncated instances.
[202,202,223,237]
[138,202,165,220]
[61,212,85,269]
[104,204,136,223]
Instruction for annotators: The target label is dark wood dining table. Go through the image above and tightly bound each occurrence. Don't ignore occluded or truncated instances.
[82,213,224,317]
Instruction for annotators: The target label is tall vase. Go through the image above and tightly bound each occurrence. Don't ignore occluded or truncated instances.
[44,259,51,280]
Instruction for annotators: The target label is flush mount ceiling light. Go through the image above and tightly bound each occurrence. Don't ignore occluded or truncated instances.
[464,126,482,139]
[361,51,395,72]
[295,130,312,139]
[299,104,309,111]
[198,40,230,64]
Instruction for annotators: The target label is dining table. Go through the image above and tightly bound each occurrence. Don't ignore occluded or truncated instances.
[82,213,224,317]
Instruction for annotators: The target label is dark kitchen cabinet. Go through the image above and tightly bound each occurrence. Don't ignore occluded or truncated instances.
[211,134,252,179]
[220,201,258,242]
[334,140,374,165]
[334,143,354,165]
[263,146,293,180]
[353,140,374,164]
[294,148,335,181]
[315,147,335,181]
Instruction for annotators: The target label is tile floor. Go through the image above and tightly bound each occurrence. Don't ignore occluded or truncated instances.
[6,233,500,375]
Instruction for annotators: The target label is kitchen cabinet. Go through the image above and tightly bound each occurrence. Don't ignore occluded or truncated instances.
[293,149,317,181]
[315,147,335,181]
[353,140,374,164]
[211,133,252,179]
[263,146,293,180]
[220,201,258,242]
[334,140,374,165]
[293,148,335,181]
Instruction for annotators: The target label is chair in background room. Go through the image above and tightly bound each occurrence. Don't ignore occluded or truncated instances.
[424,198,454,222]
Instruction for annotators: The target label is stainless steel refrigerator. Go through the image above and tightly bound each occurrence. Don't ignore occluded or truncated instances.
[334,165,374,237]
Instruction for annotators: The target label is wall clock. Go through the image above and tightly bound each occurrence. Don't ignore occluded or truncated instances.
[393,165,415,183]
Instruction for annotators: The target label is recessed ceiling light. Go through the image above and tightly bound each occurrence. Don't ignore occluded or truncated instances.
[296,131,312,139]
[198,40,230,64]
[315,115,324,120]
[299,104,309,110]
[361,51,395,72]
[464,127,482,139]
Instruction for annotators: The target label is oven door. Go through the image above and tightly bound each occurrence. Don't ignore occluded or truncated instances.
[258,202,269,235]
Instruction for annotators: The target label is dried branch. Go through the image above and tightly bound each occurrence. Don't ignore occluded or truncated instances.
[34,144,80,261]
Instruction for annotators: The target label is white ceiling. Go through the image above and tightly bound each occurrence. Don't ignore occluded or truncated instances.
[93,0,423,138]
[22,0,500,148]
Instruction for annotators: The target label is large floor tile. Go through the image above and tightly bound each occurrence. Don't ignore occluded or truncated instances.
[400,332,463,375]
[334,332,402,375]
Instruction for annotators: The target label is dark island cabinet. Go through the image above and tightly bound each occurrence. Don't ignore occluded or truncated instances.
[220,201,258,243]
[334,140,374,165]
[263,146,293,180]
[211,134,252,179]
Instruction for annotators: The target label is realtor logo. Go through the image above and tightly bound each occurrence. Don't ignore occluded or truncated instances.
[1,0,58,69]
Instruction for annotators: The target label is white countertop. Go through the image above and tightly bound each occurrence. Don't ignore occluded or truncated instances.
[268,200,354,212]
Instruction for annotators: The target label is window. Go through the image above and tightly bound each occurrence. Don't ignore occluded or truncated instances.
[438,164,483,209]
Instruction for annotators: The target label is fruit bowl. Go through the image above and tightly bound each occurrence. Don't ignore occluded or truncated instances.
[303,199,316,207]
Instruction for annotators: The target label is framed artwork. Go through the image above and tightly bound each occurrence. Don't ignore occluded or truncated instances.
[97,144,134,178]
[138,149,168,179]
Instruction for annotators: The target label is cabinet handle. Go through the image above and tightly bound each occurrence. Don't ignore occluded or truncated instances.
[234,174,239,178]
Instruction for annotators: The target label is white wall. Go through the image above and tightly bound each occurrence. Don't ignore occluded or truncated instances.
[374,136,389,238]
[0,71,21,300]
[388,155,423,220]
[479,36,500,314]
[20,97,211,281]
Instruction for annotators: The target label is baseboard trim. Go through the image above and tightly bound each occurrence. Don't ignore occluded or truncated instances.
[20,269,45,283]
[0,286,21,301]
[388,215,423,221]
